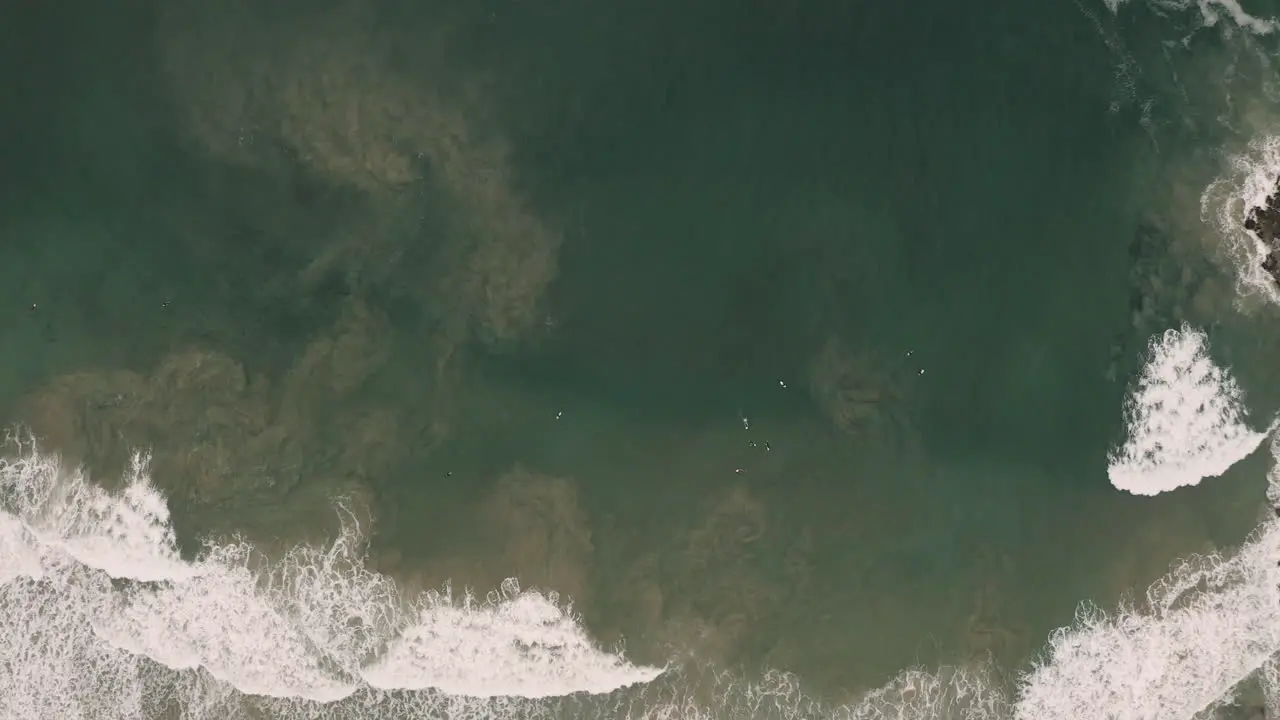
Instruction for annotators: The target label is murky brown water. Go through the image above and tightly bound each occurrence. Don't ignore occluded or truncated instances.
[2,0,1278,709]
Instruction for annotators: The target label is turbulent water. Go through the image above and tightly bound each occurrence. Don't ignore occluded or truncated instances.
[9,0,1280,717]
[1107,325,1272,495]
[5,437,1280,719]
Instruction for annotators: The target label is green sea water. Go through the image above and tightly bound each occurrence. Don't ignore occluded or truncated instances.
[3,0,1280,712]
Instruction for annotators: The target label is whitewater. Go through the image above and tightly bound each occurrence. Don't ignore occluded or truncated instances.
[0,439,675,718]
[1107,325,1272,496]
[6,400,1280,720]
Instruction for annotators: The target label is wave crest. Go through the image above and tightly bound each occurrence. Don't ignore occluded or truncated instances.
[1108,325,1271,495]
[6,434,1280,719]
[0,440,663,717]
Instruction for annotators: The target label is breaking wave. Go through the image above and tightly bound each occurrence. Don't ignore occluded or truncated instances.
[1203,133,1280,308]
[1108,324,1272,495]
[0,442,666,718]
[1112,0,1277,34]
[5,434,1280,719]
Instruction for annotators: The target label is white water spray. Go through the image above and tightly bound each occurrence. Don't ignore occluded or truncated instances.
[0,442,664,718]
[1108,325,1272,495]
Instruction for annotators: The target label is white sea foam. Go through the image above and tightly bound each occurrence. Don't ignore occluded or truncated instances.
[1203,134,1280,308]
[1016,513,1280,719]
[1106,0,1277,34]
[1013,431,1280,720]
[0,440,665,718]
[363,586,651,698]
[7,434,1280,719]
[1108,324,1271,495]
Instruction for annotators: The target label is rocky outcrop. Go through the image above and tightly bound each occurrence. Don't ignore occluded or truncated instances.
[1244,181,1280,285]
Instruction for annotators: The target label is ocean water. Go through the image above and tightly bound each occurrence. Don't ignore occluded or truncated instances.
[6,0,1280,717]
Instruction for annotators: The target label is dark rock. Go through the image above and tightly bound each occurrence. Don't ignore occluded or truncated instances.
[1244,180,1280,286]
